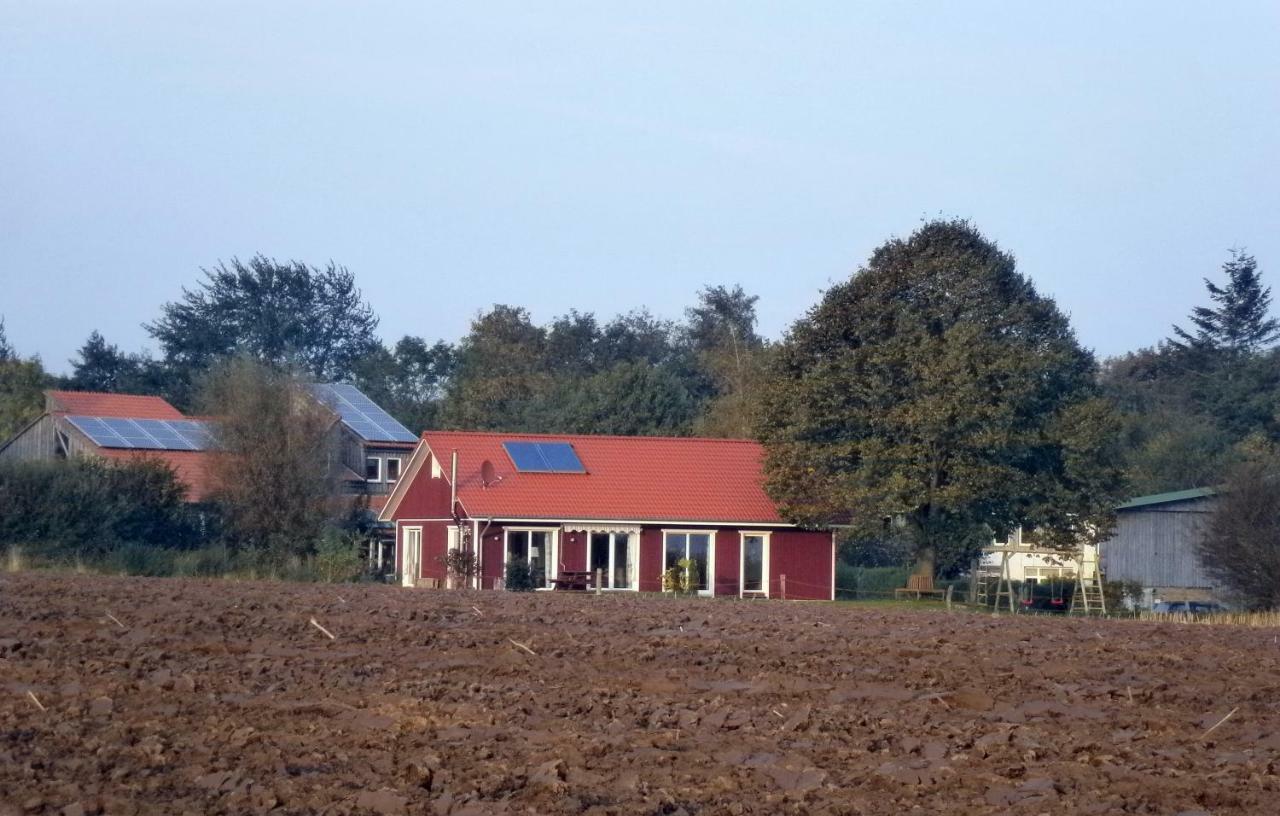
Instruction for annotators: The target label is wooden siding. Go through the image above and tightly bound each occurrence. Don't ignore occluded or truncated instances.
[0,414,61,461]
[1100,497,1217,590]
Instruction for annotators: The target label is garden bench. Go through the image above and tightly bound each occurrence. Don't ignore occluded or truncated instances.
[894,574,947,600]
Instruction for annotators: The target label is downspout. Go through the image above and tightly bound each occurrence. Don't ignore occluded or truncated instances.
[449,450,461,590]
[450,450,458,519]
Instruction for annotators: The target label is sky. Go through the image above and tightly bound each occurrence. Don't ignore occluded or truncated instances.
[2,2,1278,374]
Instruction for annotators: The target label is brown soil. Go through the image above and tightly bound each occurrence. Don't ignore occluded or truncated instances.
[2,573,1279,815]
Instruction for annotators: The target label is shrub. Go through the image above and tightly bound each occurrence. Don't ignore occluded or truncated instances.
[661,558,700,595]
[1103,579,1144,613]
[0,458,201,559]
[313,528,362,583]
[441,549,478,588]
[835,564,911,599]
[505,558,535,592]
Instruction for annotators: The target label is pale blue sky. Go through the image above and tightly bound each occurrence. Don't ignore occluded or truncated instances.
[2,2,1278,373]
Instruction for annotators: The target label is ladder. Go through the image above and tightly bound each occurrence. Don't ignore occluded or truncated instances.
[974,550,1017,613]
[1069,546,1107,615]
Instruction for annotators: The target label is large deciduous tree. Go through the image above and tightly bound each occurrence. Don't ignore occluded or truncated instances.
[199,358,336,560]
[756,220,1125,577]
[146,256,380,405]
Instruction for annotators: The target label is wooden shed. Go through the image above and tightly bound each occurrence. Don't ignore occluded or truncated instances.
[1098,487,1221,607]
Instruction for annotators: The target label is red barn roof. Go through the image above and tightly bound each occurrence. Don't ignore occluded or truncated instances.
[97,449,216,502]
[47,390,184,420]
[407,431,787,525]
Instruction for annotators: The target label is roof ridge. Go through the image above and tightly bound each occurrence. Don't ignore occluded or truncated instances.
[421,430,761,444]
[47,388,175,400]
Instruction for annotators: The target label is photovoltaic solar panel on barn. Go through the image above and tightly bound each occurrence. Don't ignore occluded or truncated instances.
[65,416,216,451]
[307,383,418,444]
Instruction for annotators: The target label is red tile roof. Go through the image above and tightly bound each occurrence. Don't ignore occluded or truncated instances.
[420,431,786,524]
[97,449,216,502]
[47,390,183,420]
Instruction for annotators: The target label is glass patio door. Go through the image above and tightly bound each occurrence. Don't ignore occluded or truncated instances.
[664,532,712,595]
[589,532,634,590]
[506,529,556,589]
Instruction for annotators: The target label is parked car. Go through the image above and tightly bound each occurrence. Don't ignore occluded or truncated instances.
[1152,601,1228,615]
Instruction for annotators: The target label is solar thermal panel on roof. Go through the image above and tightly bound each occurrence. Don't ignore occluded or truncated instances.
[501,440,586,473]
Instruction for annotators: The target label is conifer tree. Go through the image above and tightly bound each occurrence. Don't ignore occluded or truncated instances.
[1171,250,1279,356]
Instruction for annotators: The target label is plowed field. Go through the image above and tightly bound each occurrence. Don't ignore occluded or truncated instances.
[2,573,1279,815]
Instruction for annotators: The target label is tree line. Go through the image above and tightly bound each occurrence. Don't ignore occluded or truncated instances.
[3,223,1278,592]
[0,256,767,443]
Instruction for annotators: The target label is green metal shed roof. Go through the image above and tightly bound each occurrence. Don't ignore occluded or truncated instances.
[1117,486,1217,510]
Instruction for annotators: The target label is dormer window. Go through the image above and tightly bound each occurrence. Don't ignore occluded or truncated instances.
[365,456,382,482]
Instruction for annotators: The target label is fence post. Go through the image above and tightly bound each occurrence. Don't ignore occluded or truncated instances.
[945,584,953,612]
[595,568,602,596]
[780,574,787,601]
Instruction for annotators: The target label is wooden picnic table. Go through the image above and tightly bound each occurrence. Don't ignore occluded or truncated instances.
[550,570,594,591]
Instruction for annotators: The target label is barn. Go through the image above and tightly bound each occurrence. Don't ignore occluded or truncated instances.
[0,390,218,500]
[379,431,836,600]
[1098,487,1222,608]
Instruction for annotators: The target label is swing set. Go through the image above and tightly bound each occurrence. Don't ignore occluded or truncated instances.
[971,544,1106,615]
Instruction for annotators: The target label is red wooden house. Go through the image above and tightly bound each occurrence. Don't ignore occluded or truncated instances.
[378,431,835,600]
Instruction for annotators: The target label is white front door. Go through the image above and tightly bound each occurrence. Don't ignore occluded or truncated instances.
[402,527,422,587]
[739,532,770,598]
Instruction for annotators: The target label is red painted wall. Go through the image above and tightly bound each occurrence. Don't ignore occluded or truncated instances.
[397,520,449,584]
[769,530,833,600]
[394,450,454,520]
[480,524,505,590]
[638,528,665,592]
[714,529,740,597]
[560,531,587,573]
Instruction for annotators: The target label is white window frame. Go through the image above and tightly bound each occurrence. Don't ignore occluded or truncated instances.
[739,531,771,598]
[586,531,640,591]
[365,456,382,483]
[401,526,422,587]
[661,529,716,597]
[503,527,559,590]
[385,456,402,484]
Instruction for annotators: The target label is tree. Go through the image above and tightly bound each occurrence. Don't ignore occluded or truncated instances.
[756,220,1126,577]
[598,309,681,368]
[351,336,455,433]
[0,318,13,362]
[0,325,50,441]
[1171,249,1279,356]
[441,305,553,430]
[199,358,336,560]
[561,361,696,436]
[1197,459,1280,609]
[686,285,768,438]
[64,330,172,395]
[146,256,380,405]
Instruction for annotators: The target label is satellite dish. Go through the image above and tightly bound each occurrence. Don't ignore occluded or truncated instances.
[481,459,498,487]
